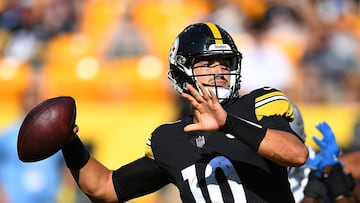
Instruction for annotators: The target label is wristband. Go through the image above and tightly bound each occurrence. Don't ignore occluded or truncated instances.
[221,113,267,151]
[62,136,90,169]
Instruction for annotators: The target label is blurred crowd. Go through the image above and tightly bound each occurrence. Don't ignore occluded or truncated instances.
[0,0,79,71]
[0,0,360,203]
[0,0,360,103]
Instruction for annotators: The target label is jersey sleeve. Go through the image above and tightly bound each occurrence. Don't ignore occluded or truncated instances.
[253,87,294,122]
[249,87,296,135]
[112,156,170,202]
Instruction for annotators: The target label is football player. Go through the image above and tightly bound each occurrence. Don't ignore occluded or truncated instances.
[61,22,308,202]
[287,104,358,203]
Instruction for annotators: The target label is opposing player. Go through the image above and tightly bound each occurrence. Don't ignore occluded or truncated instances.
[60,22,309,202]
[287,103,358,203]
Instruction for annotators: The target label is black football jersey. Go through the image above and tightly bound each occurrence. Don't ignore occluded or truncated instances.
[113,87,298,203]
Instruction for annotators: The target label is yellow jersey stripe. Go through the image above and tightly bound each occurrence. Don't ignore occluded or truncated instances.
[255,91,293,121]
[204,22,223,44]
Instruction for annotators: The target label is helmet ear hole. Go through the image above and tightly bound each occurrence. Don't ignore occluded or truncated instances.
[168,65,197,94]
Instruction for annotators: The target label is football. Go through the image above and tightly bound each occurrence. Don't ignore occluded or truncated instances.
[17,96,77,162]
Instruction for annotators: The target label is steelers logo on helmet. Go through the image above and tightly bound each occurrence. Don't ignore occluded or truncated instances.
[169,37,179,65]
[168,22,242,103]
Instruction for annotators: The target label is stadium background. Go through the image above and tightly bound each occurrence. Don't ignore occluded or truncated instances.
[0,0,359,202]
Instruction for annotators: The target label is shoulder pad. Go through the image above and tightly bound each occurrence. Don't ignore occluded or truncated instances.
[252,87,294,121]
[144,120,182,160]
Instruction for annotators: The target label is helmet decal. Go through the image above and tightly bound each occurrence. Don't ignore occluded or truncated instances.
[169,37,179,65]
[209,44,232,51]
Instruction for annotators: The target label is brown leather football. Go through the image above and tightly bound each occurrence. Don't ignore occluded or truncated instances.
[17,96,76,162]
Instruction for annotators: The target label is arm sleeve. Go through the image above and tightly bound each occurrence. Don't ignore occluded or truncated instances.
[112,156,170,202]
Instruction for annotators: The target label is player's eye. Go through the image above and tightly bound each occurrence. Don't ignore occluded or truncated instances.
[194,63,210,68]
[193,63,230,71]
[218,63,231,71]
[219,60,231,67]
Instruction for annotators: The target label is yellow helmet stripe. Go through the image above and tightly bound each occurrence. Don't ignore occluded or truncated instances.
[204,22,223,44]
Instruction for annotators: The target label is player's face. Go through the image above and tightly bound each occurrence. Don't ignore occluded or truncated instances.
[193,59,231,88]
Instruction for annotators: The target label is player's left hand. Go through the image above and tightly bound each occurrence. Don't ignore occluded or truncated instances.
[181,83,227,132]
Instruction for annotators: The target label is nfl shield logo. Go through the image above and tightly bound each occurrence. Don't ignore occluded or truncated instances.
[196,135,205,148]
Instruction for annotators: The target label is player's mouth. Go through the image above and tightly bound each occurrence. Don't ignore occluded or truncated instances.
[206,78,229,88]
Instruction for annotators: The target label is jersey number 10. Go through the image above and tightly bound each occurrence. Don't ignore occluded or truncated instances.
[181,156,247,202]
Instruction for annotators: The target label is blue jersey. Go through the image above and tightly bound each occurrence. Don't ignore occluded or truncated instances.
[0,119,65,203]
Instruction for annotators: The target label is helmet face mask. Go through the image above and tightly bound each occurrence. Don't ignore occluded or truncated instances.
[168,22,242,103]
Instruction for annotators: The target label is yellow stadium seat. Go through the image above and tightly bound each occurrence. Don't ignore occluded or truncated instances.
[41,55,173,103]
[45,33,97,65]
[131,0,210,57]
[40,59,101,101]
[79,0,121,43]
[0,58,34,101]
[0,58,34,127]
[98,56,172,102]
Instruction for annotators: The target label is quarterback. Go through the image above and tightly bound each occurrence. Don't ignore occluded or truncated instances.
[61,22,308,202]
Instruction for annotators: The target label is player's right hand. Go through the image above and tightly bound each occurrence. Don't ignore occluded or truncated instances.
[181,83,227,132]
